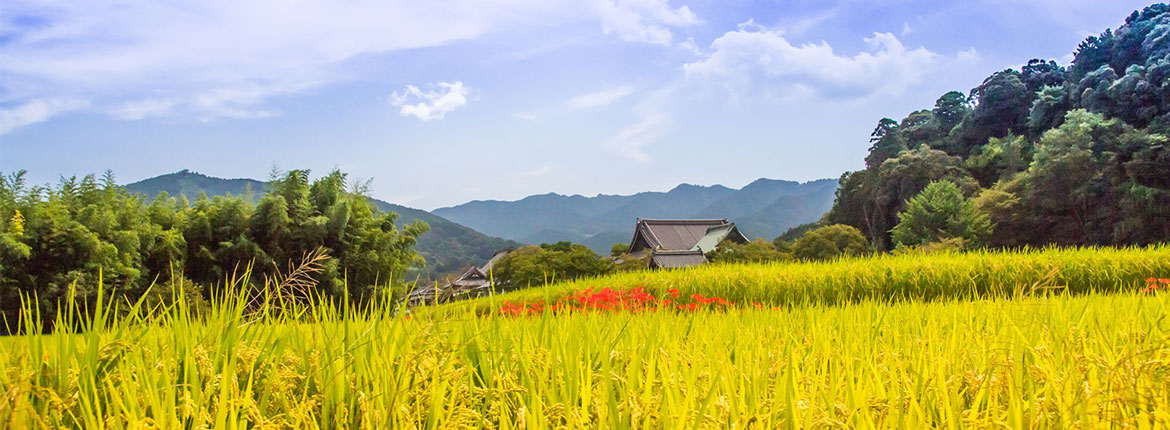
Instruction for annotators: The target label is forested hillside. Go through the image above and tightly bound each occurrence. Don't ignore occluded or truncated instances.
[126,170,518,278]
[829,4,1170,250]
[435,178,838,253]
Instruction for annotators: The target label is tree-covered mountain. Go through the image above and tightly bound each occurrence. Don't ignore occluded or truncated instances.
[433,178,838,254]
[828,4,1170,250]
[125,170,518,279]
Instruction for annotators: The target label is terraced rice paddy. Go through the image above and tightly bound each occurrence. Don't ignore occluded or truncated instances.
[2,246,1168,428]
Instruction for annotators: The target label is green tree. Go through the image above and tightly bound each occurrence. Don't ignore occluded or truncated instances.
[951,69,1031,156]
[890,180,992,249]
[610,242,630,257]
[493,242,612,289]
[1028,85,1070,137]
[0,168,430,332]
[792,224,868,261]
[965,134,1032,186]
[932,91,969,133]
[706,239,792,264]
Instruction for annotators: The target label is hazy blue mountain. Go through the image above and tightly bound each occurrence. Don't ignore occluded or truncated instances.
[580,231,633,256]
[124,170,518,279]
[697,178,838,239]
[434,178,839,254]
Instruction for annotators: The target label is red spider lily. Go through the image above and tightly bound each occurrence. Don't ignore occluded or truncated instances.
[1143,277,1169,294]
[494,287,743,317]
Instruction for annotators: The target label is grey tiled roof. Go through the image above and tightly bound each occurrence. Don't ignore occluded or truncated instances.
[650,250,708,269]
[635,218,732,251]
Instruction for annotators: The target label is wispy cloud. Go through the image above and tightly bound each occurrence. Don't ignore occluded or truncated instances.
[593,0,699,46]
[683,22,941,101]
[109,98,178,121]
[389,82,470,121]
[567,86,634,109]
[0,98,89,134]
[604,113,669,162]
[2,1,683,129]
[783,8,840,36]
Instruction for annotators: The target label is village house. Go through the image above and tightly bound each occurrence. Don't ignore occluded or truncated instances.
[407,249,510,306]
[624,218,749,268]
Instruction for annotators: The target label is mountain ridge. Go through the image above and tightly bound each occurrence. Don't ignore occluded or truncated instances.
[434,177,840,253]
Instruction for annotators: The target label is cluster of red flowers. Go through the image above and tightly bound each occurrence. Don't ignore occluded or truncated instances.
[496,287,751,317]
[1144,277,1170,294]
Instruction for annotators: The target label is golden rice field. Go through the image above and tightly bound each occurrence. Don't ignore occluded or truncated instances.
[2,246,1169,429]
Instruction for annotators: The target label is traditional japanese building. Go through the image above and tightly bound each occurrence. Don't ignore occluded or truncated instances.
[625,218,749,268]
[407,249,511,306]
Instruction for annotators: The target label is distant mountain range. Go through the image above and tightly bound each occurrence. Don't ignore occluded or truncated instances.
[124,170,519,279]
[433,178,839,254]
[126,171,839,272]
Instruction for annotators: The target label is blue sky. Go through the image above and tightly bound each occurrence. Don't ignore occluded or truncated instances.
[0,0,1157,210]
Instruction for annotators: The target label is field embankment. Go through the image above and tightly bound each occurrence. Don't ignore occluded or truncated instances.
[439,245,1170,314]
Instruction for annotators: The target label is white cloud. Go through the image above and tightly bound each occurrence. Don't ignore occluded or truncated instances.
[109,98,178,121]
[784,8,839,36]
[956,47,981,64]
[604,113,669,162]
[390,81,470,121]
[901,21,913,36]
[678,37,703,56]
[593,0,699,46]
[1,1,696,129]
[683,23,940,101]
[0,98,89,134]
[0,1,584,126]
[567,86,634,109]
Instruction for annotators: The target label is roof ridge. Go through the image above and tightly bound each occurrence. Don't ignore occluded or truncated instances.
[639,218,730,224]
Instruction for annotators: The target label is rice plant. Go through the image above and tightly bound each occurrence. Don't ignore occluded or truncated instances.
[1,246,1168,428]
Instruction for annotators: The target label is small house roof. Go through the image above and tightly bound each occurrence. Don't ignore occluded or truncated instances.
[630,218,743,252]
[649,250,708,269]
[690,223,749,253]
[480,249,511,273]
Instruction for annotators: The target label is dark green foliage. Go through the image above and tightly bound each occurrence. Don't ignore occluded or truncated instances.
[0,169,428,333]
[1028,85,1070,137]
[829,145,977,249]
[610,242,630,257]
[792,224,869,261]
[125,170,517,280]
[706,238,792,264]
[864,118,904,169]
[891,181,992,249]
[965,135,1032,186]
[952,70,1031,156]
[932,91,970,134]
[774,220,824,248]
[491,243,613,288]
[830,4,1170,250]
